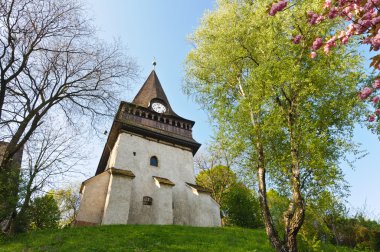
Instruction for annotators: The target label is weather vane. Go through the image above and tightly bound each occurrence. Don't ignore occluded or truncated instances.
[152,57,157,70]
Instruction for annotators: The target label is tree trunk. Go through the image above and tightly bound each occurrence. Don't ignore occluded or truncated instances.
[256,141,287,252]
[0,79,6,120]
[283,108,305,252]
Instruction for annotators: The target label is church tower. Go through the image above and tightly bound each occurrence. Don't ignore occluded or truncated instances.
[75,70,221,227]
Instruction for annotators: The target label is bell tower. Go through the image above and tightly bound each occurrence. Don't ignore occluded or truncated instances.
[75,70,221,227]
[95,69,201,176]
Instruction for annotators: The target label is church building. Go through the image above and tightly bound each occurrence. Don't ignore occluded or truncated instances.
[75,70,221,227]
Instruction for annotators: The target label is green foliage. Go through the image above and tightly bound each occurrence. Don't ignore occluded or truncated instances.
[49,187,80,228]
[0,225,367,252]
[196,165,237,204]
[196,165,262,228]
[329,215,380,251]
[266,190,290,235]
[186,0,364,199]
[185,0,366,248]
[298,234,322,252]
[26,194,60,231]
[301,191,347,244]
[221,182,262,228]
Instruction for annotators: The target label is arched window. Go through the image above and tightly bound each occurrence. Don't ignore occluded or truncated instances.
[150,156,158,167]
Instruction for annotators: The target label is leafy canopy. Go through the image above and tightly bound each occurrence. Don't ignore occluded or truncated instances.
[185,0,364,200]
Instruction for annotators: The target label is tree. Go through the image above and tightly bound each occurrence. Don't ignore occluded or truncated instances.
[221,182,262,228]
[196,165,237,205]
[185,0,364,251]
[268,0,380,64]
[9,122,84,233]
[50,186,81,228]
[196,165,261,228]
[269,0,380,125]
[0,0,137,228]
[26,194,60,231]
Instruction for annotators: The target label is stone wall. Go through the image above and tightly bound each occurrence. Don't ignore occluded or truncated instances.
[108,132,220,227]
[76,132,221,227]
[102,172,134,225]
[76,172,110,225]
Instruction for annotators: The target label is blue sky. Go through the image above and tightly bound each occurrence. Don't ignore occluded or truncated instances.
[86,0,380,219]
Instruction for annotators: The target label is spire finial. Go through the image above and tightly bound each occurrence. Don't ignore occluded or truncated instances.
[152,57,157,70]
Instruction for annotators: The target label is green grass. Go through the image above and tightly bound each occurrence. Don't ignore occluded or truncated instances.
[0,225,362,252]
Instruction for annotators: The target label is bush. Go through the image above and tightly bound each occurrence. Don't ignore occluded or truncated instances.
[221,182,262,228]
[27,194,60,230]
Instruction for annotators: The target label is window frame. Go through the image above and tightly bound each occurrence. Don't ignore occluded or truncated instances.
[150,156,158,167]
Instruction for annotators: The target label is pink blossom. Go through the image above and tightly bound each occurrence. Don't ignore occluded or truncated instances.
[323,0,332,9]
[372,34,380,50]
[307,11,324,25]
[359,87,373,100]
[326,36,337,45]
[310,51,317,58]
[346,24,356,36]
[341,6,354,20]
[369,115,375,122]
[338,29,349,44]
[338,0,348,7]
[324,45,331,54]
[376,109,380,116]
[338,31,346,39]
[316,15,325,23]
[324,36,337,54]
[353,4,363,13]
[363,1,375,12]
[355,19,372,34]
[363,37,372,44]
[311,37,323,51]
[328,7,339,19]
[371,16,380,25]
[373,96,380,104]
[341,36,349,44]
[373,79,380,89]
[269,0,288,16]
[361,12,374,20]
[292,35,303,44]
[358,19,372,29]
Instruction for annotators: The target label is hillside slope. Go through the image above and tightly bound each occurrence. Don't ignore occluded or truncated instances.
[0,225,359,252]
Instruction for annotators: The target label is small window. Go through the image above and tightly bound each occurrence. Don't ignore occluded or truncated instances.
[143,196,153,205]
[150,156,158,167]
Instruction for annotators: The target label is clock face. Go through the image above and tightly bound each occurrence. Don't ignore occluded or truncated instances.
[151,102,166,113]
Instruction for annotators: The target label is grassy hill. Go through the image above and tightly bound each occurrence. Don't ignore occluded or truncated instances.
[0,225,361,252]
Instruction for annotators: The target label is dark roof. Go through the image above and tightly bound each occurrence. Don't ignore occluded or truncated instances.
[185,182,212,194]
[153,176,175,186]
[132,70,179,117]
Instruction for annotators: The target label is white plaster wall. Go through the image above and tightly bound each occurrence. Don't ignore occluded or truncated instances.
[110,133,196,224]
[151,184,173,224]
[105,132,220,227]
[102,174,133,225]
[172,185,192,225]
[181,187,221,227]
[112,133,195,183]
[76,172,110,224]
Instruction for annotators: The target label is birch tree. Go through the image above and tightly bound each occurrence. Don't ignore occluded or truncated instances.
[185,0,365,251]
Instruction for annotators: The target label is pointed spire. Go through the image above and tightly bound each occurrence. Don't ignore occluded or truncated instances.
[132,70,175,115]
